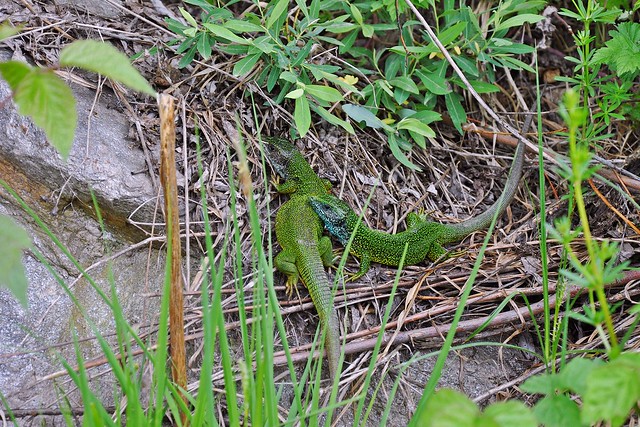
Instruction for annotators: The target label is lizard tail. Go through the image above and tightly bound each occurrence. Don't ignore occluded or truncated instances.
[298,252,341,379]
[446,140,525,241]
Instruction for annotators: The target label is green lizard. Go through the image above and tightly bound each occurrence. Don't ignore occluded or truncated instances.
[263,136,341,379]
[309,141,525,280]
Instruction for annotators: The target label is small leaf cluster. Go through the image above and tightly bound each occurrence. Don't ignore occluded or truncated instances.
[167,0,544,169]
[522,354,640,427]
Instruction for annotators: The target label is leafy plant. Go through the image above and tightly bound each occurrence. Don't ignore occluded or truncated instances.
[166,0,543,169]
[0,26,156,306]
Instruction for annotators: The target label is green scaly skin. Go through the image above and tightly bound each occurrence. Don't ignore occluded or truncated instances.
[309,141,525,280]
[263,136,340,379]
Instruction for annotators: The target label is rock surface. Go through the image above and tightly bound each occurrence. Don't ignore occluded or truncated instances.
[0,48,165,420]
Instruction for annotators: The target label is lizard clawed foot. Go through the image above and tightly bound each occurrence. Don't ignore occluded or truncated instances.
[285,278,304,304]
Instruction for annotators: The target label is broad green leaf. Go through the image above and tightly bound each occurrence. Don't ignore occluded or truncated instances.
[350,3,363,25]
[201,23,250,44]
[444,92,466,134]
[251,35,275,54]
[304,84,343,103]
[0,60,33,90]
[312,104,355,134]
[497,56,535,73]
[0,215,31,307]
[495,14,544,33]
[285,88,305,99]
[343,104,389,130]
[582,356,640,426]
[266,0,288,29]
[532,394,582,427]
[232,53,261,76]
[467,80,500,93]
[592,22,640,76]
[397,117,436,137]
[483,401,537,427]
[415,69,450,95]
[196,33,212,60]
[178,7,198,28]
[224,19,263,33]
[362,24,374,38]
[279,71,298,83]
[438,21,467,45]
[294,95,311,137]
[414,389,478,426]
[0,23,21,41]
[59,40,155,96]
[388,134,421,171]
[389,76,419,94]
[520,372,561,395]
[13,69,77,159]
[558,357,604,396]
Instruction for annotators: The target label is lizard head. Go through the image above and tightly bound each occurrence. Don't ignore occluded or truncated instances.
[309,194,352,245]
[263,136,296,178]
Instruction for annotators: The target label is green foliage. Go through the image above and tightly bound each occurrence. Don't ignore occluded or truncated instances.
[167,0,543,167]
[592,22,640,76]
[59,40,156,96]
[0,27,156,309]
[558,0,640,133]
[0,22,20,40]
[522,355,640,427]
[0,215,31,307]
[0,61,77,160]
[414,389,537,427]
[0,31,156,160]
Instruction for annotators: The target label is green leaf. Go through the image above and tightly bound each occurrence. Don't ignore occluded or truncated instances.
[389,76,419,94]
[304,84,343,103]
[592,22,640,76]
[342,104,390,130]
[582,355,640,426]
[232,53,261,77]
[0,23,21,41]
[59,40,155,96]
[0,60,33,90]
[496,56,535,73]
[415,69,451,95]
[397,117,436,137]
[12,69,77,159]
[224,19,263,33]
[312,104,355,134]
[202,23,250,44]
[413,389,479,426]
[558,357,604,396]
[444,92,466,134]
[521,372,561,395]
[483,401,537,427]
[468,80,500,93]
[178,6,198,28]
[0,216,31,307]
[350,3,363,25]
[495,14,544,32]
[532,394,582,427]
[388,133,421,171]
[267,0,288,29]
[294,95,311,137]
[285,88,305,99]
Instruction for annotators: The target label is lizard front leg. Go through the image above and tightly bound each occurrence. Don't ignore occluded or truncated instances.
[347,252,371,282]
[318,235,333,267]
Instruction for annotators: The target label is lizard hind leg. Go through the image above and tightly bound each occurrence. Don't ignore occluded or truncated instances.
[274,249,301,298]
